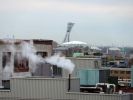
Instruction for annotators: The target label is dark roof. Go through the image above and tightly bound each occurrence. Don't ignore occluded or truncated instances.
[0,39,57,46]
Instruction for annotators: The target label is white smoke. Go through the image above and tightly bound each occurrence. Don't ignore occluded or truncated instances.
[20,41,75,74]
[9,43,16,54]
[3,63,12,80]
[1,39,14,79]
[20,41,45,72]
[2,40,75,77]
[45,54,75,74]
[21,42,75,73]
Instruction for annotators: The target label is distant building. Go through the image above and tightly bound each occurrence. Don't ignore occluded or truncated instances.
[108,47,121,56]
[110,68,131,86]
[110,68,131,79]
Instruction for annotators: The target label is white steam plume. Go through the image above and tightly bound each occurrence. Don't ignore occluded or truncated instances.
[20,41,45,72]
[3,63,12,80]
[21,41,75,74]
[2,40,75,75]
[45,54,75,74]
[1,39,14,79]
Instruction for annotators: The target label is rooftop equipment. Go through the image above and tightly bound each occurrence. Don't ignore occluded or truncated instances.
[96,83,116,94]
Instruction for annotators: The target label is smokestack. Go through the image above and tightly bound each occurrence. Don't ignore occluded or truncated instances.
[68,74,71,92]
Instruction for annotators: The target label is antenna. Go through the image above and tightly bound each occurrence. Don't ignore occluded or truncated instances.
[63,22,74,43]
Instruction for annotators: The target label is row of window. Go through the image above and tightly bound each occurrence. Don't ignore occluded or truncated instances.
[2,52,62,76]
[111,70,131,74]
[2,52,43,72]
[118,76,130,79]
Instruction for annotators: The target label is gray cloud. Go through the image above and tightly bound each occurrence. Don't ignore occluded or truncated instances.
[0,0,133,46]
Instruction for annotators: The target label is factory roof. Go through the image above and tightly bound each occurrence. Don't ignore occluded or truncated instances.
[0,39,57,45]
[68,57,101,60]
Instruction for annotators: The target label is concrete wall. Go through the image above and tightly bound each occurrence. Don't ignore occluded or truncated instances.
[34,44,52,57]
[69,57,102,69]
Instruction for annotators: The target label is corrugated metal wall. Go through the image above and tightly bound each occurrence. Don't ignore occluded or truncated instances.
[66,92,131,100]
[0,90,12,98]
[11,78,68,99]
[0,77,132,100]
[10,77,80,99]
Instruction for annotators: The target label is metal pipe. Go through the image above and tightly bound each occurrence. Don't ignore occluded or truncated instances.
[68,74,71,92]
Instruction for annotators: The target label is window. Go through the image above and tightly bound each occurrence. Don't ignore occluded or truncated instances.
[126,71,130,74]
[120,71,125,74]
[114,71,118,74]
[127,77,130,79]
[36,52,47,58]
[119,77,123,79]
[14,52,29,72]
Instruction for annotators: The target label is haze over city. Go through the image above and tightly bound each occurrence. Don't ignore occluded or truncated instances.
[0,0,133,47]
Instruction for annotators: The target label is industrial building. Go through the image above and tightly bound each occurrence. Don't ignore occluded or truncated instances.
[110,68,131,79]
[0,39,133,100]
[0,39,58,86]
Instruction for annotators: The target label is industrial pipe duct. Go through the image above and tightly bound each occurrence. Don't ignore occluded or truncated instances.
[68,74,71,92]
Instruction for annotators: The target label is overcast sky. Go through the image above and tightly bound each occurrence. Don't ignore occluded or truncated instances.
[0,0,133,47]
